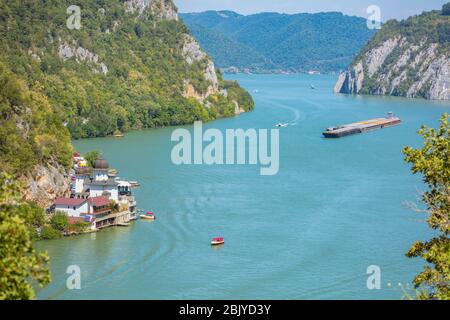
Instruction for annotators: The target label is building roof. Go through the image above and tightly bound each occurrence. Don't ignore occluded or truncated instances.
[68,216,94,224]
[89,196,111,207]
[93,157,109,169]
[54,198,87,207]
[68,217,86,225]
[76,167,91,175]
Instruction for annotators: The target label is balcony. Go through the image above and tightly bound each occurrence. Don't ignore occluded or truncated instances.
[92,207,112,216]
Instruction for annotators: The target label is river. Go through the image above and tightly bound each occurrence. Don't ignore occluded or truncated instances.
[36,74,450,300]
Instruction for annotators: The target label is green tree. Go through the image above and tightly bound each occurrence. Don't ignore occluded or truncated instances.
[85,150,101,167]
[0,173,51,300]
[403,113,450,300]
[40,226,62,240]
[50,212,68,232]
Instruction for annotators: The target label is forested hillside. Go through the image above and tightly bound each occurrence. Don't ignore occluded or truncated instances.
[185,23,275,71]
[0,0,254,207]
[0,0,253,140]
[181,11,376,73]
[0,63,72,176]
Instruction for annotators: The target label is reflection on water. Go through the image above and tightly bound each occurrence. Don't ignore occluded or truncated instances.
[211,244,225,251]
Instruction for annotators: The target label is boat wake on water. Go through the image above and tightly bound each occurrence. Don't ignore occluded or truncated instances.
[266,100,302,128]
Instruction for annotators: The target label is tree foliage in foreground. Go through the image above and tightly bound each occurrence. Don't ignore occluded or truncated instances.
[403,113,450,300]
[0,173,51,300]
[443,2,450,16]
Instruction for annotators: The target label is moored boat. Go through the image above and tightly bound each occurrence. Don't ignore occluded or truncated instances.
[130,181,140,188]
[140,212,156,220]
[108,168,118,177]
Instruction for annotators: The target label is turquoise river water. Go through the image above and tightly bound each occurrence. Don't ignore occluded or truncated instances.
[36,74,450,300]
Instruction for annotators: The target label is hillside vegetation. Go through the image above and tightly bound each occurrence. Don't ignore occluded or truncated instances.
[0,0,253,141]
[0,62,72,176]
[181,11,376,73]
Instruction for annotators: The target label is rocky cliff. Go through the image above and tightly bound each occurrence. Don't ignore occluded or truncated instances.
[335,9,450,100]
[0,62,73,208]
[21,164,71,208]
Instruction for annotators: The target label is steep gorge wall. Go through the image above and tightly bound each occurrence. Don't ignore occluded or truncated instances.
[335,10,450,101]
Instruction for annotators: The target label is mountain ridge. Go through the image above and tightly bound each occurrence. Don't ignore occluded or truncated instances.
[180,10,376,73]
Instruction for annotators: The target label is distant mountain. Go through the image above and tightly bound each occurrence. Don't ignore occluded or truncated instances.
[180,11,376,73]
[185,23,275,71]
[335,7,450,100]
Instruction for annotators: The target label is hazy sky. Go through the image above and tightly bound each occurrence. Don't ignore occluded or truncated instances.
[174,0,448,21]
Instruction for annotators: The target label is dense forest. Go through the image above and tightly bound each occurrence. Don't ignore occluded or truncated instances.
[0,62,73,176]
[181,11,376,73]
[0,0,254,141]
[185,23,275,71]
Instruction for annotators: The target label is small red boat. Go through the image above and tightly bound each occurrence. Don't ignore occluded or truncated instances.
[211,237,225,246]
[140,212,156,220]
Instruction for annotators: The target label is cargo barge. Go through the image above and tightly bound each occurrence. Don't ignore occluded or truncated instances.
[323,113,401,138]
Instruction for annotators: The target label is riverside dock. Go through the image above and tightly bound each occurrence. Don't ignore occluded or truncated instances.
[323,113,401,138]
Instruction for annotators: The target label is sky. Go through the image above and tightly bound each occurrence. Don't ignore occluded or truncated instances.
[174,0,449,21]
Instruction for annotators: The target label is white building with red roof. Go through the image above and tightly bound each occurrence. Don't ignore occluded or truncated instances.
[53,196,113,230]
[61,154,138,231]
[54,198,89,217]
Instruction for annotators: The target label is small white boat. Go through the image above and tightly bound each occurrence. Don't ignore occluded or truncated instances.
[211,237,225,246]
[140,212,156,220]
[276,123,288,128]
[130,181,140,187]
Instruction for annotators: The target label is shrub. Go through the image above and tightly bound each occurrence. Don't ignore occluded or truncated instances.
[85,151,101,167]
[50,212,68,231]
[40,226,62,240]
[67,221,90,233]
